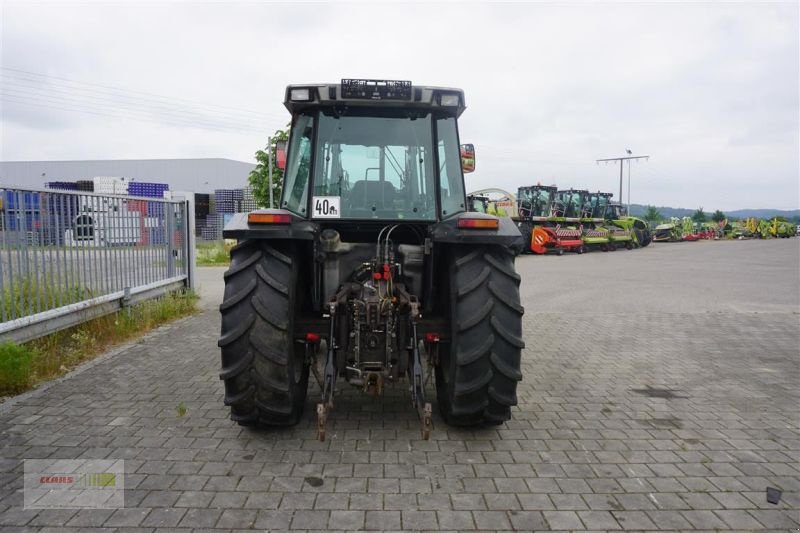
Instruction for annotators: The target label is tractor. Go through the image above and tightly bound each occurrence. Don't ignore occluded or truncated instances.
[514,185,583,254]
[552,188,608,252]
[602,200,652,248]
[578,191,621,251]
[218,79,525,441]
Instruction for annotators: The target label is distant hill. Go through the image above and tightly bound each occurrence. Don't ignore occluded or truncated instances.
[628,204,800,221]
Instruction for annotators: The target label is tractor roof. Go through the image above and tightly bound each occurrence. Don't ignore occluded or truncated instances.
[284,79,466,117]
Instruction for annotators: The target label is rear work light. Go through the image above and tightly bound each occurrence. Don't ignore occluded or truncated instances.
[439,92,461,107]
[290,88,312,101]
[457,217,499,229]
[248,213,292,224]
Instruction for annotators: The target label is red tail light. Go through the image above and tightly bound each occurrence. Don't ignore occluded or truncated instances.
[248,213,292,224]
[457,217,499,229]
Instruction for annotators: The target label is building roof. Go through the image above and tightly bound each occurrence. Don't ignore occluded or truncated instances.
[0,158,256,193]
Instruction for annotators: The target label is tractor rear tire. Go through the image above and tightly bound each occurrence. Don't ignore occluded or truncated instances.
[218,240,309,426]
[436,245,524,426]
[634,226,653,247]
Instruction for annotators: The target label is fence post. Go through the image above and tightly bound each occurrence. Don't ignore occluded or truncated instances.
[184,197,196,291]
[166,201,176,278]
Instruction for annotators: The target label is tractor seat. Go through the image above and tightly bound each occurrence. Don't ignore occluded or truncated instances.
[348,180,397,209]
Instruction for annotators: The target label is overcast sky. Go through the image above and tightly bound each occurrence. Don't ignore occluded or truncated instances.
[1,1,798,211]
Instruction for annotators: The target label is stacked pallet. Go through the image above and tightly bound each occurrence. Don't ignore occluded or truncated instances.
[93,176,129,195]
[129,181,169,217]
[202,213,224,240]
[45,181,79,191]
[195,193,211,219]
[214,189,244,214]
[76,180,94,192]
[241,187,258,211]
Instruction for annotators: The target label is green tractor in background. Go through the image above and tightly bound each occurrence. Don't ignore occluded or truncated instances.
[581,192,651,249]
[608,203,652,247]
[553,188,610,251]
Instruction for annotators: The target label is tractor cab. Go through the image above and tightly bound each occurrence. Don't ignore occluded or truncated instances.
[517,185,556,220]
[582,192,614,220]
[278,80,470,223]
[467,194,490,213]
[605,203,628,220]
[553,189,586,220]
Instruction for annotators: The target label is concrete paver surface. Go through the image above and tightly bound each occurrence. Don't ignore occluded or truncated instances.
[1,238,798,531]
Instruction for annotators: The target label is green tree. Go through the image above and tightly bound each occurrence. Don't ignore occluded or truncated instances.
[711,209,726,223]
[643,205,662,224]
[248,124,290,208]
[692,207,707,223]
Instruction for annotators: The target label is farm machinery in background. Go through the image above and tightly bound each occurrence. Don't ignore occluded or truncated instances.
[469,186,654,255]
[467,190,512,217]
[729,217,796,239]
[653,217,707,242]
[580,191,653,250]
[516,186,584,254]
[653,217,682,242]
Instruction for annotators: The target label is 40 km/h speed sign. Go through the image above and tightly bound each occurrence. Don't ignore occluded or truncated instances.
[312,196,341,218]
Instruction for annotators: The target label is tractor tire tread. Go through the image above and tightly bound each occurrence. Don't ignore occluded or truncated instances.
[223,248,262,279]
[457,266,491,298]
[437,245,524,427]
[218,241,308,427]
[218,277,257,311]
[256,264,289,295]
[457,299,494,332]
[219,350,254,380]
[454,370,494,397]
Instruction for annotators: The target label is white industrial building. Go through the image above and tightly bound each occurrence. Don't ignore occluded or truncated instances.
[0,158,256,193]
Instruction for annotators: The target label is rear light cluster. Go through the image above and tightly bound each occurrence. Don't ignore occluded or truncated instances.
[247,213,292,224]
[457,217,499,229]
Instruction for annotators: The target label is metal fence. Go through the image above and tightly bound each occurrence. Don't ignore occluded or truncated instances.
[0,186,195,344]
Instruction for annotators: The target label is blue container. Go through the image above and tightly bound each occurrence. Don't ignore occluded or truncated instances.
[147,202,165,217]
[129,181,169,198]
[46,181,79,191]
[5,210,40,231]
[4,191,40,210]
[150,227,166,245]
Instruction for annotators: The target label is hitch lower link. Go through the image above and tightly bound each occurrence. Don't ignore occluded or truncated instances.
[317,301,338,442]
[315,300,433,441]
[409,300,433,440]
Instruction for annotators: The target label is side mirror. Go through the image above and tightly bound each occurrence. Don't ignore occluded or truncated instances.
[460,143,475,173]
[275,140,287,171]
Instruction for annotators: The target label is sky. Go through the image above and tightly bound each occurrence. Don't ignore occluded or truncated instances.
[1,1,798,211]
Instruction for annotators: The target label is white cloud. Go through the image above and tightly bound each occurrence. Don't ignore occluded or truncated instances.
[1,1,797,210]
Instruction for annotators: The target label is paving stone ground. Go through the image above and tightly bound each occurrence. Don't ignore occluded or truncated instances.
[1,238,799,532]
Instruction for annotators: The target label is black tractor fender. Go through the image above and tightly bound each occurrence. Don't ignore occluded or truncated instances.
[222,210,318,241]
[223,210,523,251]
[429,212,524,252]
